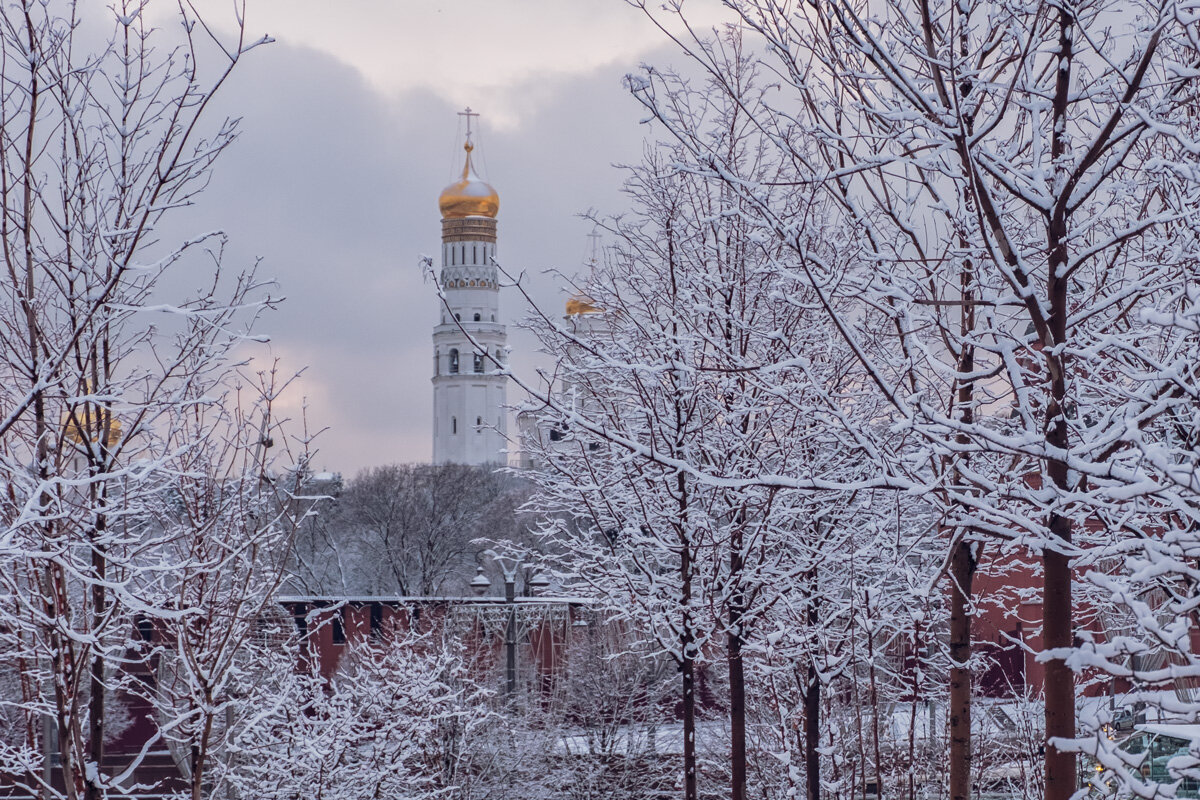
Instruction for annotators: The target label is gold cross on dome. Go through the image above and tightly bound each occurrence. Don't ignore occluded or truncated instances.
[458,107,479,138]
[587,228,602,266]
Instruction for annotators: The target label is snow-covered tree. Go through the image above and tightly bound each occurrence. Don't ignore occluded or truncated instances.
[224,630,490,800]
[142,369,313,800]
[509,46,917,799]
[0,3,299,798]
[624,2,1200,799]
[290,463,534,597]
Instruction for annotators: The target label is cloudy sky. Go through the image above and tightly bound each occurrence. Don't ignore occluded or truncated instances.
[157,1,726,475]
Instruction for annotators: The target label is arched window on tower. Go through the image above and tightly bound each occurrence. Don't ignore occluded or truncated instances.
[452,417,457,435]
[449,349,459,374]
[473,313,481,322]
[476,416,482,431]
[473,353,484,373]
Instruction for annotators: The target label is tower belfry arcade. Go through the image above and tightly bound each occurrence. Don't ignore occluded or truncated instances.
[431,110,508,465]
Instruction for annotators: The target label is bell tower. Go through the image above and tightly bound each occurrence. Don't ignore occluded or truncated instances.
[432,110,508,464]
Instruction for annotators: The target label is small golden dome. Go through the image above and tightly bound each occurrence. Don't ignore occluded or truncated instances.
[565,293,603,316]
[438,141,499,219]
[62,410,122,447]
[61,383,122,448]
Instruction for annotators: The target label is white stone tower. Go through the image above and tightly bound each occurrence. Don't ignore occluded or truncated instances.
[432,112,507,465]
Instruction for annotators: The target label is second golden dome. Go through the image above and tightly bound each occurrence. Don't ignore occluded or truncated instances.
[566,293,603,315]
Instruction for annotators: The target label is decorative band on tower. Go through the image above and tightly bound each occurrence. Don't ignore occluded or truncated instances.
[441,218,497,243]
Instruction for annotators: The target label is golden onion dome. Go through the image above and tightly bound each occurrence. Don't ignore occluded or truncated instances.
[61,382,122,448]
[62,410,122,447]
[565,293,603,316]
[438,141,499,219]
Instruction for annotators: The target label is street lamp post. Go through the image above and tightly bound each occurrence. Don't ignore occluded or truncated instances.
[503,569,517,698]
[470,563,518,698]
[472,559,550,699]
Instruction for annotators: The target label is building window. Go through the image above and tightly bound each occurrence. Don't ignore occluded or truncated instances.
[473,353,484,373]
[135,615,153,642]
[473,313,481,321]
[332,610,346,645]
[452,417,458,435]
[476,416,482,430]
[370,604,383,639]
[549,428,563,442]
[449,349,459,374]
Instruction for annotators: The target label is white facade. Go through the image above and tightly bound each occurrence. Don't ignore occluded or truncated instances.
[516,302,608,469]
[432,217,508,464]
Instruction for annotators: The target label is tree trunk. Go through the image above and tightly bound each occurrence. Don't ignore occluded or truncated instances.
[728,536,746,800]
[948,255,978,800]
[672,340,698,800]
[191,743,202,800]
[864,599,882,800]
[1042,514,1074,800]
[1044,6,1077,788]
[86,515,108,800]
[803,573,821,800]
[86,643,104,800]
[804,659,820,800]
[681,628,698,800]
[678,467,698,800]
[1043,245,1077,800]
[948,538,977,800]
